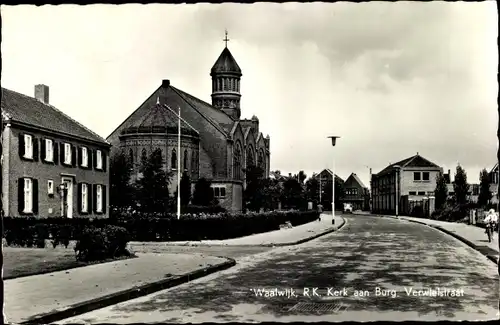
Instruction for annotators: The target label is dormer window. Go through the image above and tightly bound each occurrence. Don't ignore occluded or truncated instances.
[96,150,103,169]
[24,134,33,159]
[64,143,71,164]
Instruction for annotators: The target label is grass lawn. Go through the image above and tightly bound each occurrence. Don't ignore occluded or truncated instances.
[3,246,135,280]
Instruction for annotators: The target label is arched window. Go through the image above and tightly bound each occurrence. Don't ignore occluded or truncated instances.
[233,142,243,180]
[171,149,177,169]
[246,146,255,169]
[141,148,147,163]
[129,148,134,165]
[191,151,197,173]
[183,149,188,171]
[258,150,264,170]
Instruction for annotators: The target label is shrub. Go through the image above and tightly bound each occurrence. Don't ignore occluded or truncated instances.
[74,225,131,262]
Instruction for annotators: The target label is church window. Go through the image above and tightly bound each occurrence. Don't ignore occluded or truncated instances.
[129,148,134,166]
[222,78,226,90]
[237,80,240,92]
[258,151,264,170]
[183,149,188,171]
[233,142,243,180]
[231,79,234,91]
[171,149,177,170]
[218,78,222,91]
[141,148,147,163]
[246,147,255,168]
[191,151,197,173]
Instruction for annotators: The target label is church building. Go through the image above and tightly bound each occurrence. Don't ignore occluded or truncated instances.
[107,36,271,212]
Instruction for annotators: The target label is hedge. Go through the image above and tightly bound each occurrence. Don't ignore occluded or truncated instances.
[3,210,320,243]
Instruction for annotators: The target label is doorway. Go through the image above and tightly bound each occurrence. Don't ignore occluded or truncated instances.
[61,177,73,218]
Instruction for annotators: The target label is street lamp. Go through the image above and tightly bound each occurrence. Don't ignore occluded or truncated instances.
[393,165,401,218]
[328,136,340,223]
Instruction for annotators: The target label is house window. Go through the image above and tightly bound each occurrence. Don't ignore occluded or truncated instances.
[409,191,417,195]
[184,150,188,171]
[64,143,71,164]
[212,186,226,199]
[24,134,33,159]
[413,172,421,181]
[81,147,88,167]
[422,172,430,181]
[417,191,425,196]
[81,183,88,213]
[45,139,54,162]
[24,178,33,213]
[96,150,103,169]
[96,185,103,213]
[47,180,54,196]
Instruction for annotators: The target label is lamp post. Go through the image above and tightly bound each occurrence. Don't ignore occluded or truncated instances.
[328,136,340,222]
[393,165,401,218]
[163,104,184,220]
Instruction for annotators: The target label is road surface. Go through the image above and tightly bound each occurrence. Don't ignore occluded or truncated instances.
[58,215,499,323]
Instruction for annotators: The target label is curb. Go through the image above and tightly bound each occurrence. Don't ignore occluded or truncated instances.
[264,216,347,247]
[20,257,237,325]
[147,217,347,248]
[402,218,499,265]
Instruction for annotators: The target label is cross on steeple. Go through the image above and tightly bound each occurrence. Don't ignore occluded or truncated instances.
[223,29,230,48]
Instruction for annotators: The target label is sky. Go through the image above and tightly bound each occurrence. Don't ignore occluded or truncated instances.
[1,2,498,188]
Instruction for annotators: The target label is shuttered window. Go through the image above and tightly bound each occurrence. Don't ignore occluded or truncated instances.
[81,147,88,167]
[45,139,54,162]
[24,134,33,159]
[24,178,33,213]
[64,143,71,164]
[96,184,103,212]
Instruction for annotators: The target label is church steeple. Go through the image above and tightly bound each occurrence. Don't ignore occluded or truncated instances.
[210,30,242,120]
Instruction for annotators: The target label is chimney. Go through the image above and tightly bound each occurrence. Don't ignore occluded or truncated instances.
[162,79,170,88]
[35,84,49,104]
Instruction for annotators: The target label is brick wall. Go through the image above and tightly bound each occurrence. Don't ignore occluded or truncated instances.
[3,124,110,218]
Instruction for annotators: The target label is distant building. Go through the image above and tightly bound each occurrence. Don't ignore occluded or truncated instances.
[1,85,110,218]
[342,173,370,211]
[312,169,344,211]
[371,153,442,215]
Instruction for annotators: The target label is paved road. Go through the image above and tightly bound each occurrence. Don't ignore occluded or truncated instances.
[58,215,499,323]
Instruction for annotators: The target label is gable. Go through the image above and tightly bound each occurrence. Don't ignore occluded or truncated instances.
[403,155,440,169]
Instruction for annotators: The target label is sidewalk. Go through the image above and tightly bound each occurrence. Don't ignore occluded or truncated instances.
[398,216,499,263]
[4,253,234,324]
[129,213,345,249]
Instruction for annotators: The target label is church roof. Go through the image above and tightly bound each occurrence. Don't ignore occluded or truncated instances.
[210,47,242,75]
[121,100,199,137]
[108,80,235,141]
[1,87,108,145]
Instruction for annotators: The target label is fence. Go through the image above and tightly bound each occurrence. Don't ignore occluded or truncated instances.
[400,195,435,218]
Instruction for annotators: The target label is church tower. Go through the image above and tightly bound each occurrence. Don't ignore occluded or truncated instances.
[210,30,242,120]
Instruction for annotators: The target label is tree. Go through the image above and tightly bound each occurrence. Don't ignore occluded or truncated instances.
[453,165,470,206]
[244,165,265,212]
[434,172,448,211]
[261,178,284,211]
[192,177,215,206]
[283,177,306,210]
[134,148,171,213]
[180,172,192,206]
[109,150,133,211]
[305,177,320,205]
[478,168,492,207]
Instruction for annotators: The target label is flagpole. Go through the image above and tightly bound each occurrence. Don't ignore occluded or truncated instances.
[177,106,181,220]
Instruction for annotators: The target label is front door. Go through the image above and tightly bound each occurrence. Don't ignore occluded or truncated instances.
[61,177,73,218]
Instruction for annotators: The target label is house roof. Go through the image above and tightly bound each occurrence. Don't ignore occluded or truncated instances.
[210,47,242,75]
[1,87,108,145]
[349,173,367,189]
[490,163,498,174]
[375,153,441,177]
[313,169,344,182]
